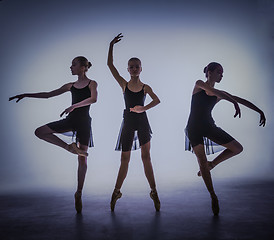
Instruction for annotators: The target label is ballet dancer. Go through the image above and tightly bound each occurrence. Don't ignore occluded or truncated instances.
[185,62,266,215]
[107,33,161,211]
[9,56,98,213]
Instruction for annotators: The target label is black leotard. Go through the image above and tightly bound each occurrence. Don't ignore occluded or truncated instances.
[185,90,234,154]
[47,82,94,147]
[115,84,152,151]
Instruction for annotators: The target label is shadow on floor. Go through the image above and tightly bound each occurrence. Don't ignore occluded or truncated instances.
[0,179,274,240]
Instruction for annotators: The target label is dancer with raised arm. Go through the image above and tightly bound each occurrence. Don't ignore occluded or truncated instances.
[9,56,98,214]
[185,62,266,215]
[107,33,161,211]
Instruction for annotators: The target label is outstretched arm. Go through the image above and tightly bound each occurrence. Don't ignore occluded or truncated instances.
[60,81,98,117]
[9,83,72,103]
[130,85,160,113]
[195,80,241,118]
[223,91,266,127]
[107,33,127,91]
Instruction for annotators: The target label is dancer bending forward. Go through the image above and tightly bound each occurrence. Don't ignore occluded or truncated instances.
[185,62,266,215]
[107,33,161,211]
[9,56,98,213]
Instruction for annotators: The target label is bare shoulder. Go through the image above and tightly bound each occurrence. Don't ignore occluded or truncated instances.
[143,83,153,94]
[192,80,204,94]
[89,80,98,89]
[195,80,205,87]
[61,82,74,90]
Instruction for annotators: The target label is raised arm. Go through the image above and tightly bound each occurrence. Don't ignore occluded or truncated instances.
[222,91,266,127]
[130,85,160,113]
[107,33,127,91]
[9,83,72,103]
[195,80,241,118]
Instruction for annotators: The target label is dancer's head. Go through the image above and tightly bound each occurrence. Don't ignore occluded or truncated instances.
[204,62,223,83]
[71,56,92,75]
[127,57,142,77]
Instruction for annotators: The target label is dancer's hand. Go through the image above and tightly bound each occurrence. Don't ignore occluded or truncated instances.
[130,105,145,113]
[233,103,241,118]
[110,33,123,46]
[259,111,266,127]
[60,105,75,117]
[9,94,26,103]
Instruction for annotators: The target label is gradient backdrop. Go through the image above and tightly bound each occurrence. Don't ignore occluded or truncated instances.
[0,0,273,194]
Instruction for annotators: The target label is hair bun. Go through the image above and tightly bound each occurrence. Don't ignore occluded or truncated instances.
[88,62,92,68]
[203,66,207,73]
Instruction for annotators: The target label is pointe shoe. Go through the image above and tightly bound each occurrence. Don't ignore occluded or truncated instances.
[150,190,161,211]
[110,190,122,211]
[197,161,214,177]
[211,193,219,216]
[68,143,88,157]
[74,192,82,213]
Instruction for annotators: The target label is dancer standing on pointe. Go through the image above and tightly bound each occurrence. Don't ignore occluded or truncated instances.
[185,62,266,215]
[107,33,161,211]
[9,56,98,214]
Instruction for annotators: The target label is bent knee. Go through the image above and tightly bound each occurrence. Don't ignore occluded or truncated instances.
[232,142,243,155]
[34,127,44,139]
[35,125,52,139]
[236,144,243,154]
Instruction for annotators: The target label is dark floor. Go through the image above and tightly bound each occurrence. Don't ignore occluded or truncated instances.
[0,179,274,240]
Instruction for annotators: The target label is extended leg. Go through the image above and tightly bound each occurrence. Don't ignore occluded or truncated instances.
[115,151,131,190]
[110,151,131,211]
[74,143,88,213]
[141,141,156,190]
[193,144,219,215]
[141,142,160,211]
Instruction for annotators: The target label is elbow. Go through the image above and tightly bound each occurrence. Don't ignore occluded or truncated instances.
[91,98,97,104]
[156,98,160,105]
[107,61,112,67]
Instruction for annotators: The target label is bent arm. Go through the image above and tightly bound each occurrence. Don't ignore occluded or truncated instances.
[195,80,237,104]
[130,85,160,113]
[60,81,98,117]
[195,80,241,118]
[74,81,98,108]
[143,85,160,111]
[107,34,127,91]
[9,83,72,102]
[224,92,266,126]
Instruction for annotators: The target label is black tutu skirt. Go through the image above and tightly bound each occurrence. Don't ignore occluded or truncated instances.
[115,110,152,151]
[185,129,225,155]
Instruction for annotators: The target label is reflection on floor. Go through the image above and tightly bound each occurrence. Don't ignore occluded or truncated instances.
[0,179,273,240]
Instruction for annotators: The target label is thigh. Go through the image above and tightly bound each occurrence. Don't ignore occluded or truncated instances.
[206,126,234,146]
[120,123,135,152]
[47,118,73,133]
[137,127,151,147]
[186,128,204,148]
[75,120,91,147]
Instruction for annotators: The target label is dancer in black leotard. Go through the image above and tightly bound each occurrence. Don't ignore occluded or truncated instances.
[185,62,266,215]
[9,56,98,213]
[107,33,161,211]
